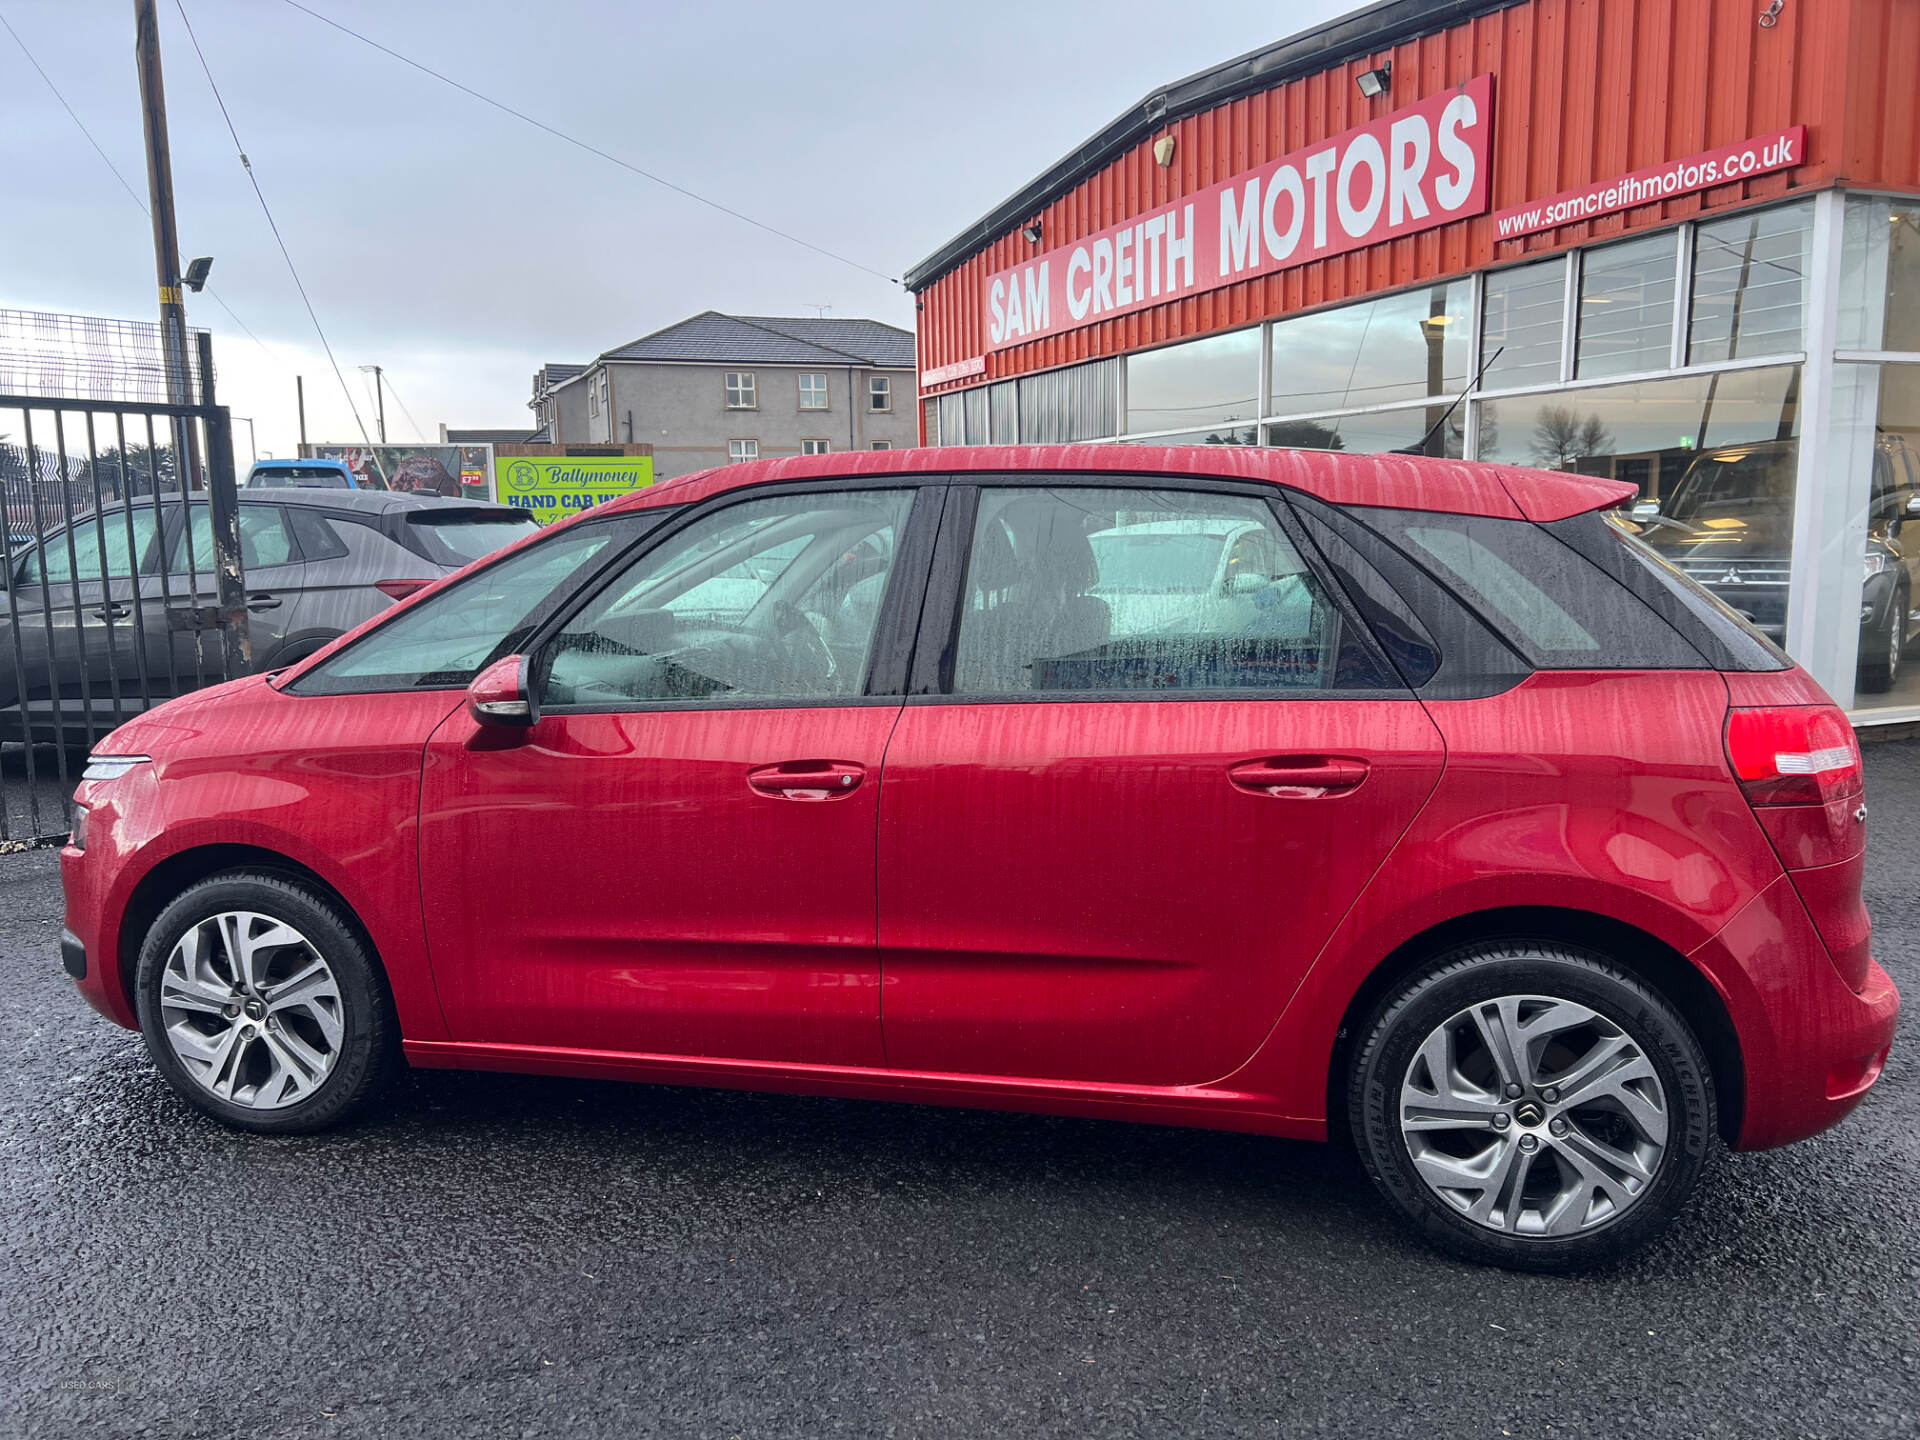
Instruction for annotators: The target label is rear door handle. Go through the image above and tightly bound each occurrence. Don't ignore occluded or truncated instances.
[247,592,282,611]
[1229,756,1369,797]
[88,603,132,621]
[747,760,866,800]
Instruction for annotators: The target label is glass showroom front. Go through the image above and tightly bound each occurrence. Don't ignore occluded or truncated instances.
[925,191,1920,719]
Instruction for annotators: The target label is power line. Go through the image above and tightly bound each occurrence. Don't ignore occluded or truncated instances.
[377,371,426,444]
[0,5,281,366]
[173,0,372,445]
[279,0,901,288]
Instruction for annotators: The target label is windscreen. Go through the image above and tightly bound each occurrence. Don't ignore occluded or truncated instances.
[406,512,543,566]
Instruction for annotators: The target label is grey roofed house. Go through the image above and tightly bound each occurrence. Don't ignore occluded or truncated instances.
[532,311,917,480]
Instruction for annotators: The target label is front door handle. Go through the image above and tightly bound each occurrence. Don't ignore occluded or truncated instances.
[88,603,132,621]
[1229,756,1369,797]
[247,592,282,611]
[747,760,866,800]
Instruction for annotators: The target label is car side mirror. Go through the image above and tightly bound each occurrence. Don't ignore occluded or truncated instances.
[1223,572,1267,597]
[1631,499,1660,519]
[466,654,535,727]
[1906,494,1920,515]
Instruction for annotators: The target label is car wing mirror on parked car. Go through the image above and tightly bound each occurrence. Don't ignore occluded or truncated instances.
[466,654,536,727]
[1631,498,1660,519]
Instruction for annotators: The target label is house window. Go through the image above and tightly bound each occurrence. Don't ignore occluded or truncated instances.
[868,375,892,412]
[801,439,831,455]
[726,372,757,409]
[587,376,600,417]
[799,373,828,410]
[869,440,893,451]
[728,439,759,464]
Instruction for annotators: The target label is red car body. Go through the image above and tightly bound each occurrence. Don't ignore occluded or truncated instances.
[62,446,1898,1152]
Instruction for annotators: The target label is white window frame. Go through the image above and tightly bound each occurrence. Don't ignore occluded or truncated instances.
[725,372,757,410]
[798,373,829,410]
[868,375,892,412]
[869,440,893,451]
[728,438,759,464]
[800,438,831,455]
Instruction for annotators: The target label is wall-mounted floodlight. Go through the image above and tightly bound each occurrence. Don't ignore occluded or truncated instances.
[182,257,214,292]
[1022,221,1043,244]
[1356,63,1391,99]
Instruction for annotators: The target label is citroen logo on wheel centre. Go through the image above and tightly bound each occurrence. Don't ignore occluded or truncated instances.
[1514,1099,1546,1127]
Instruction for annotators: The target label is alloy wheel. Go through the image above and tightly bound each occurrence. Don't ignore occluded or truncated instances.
[1398,994,1669,1236]
[158,911,343,1109]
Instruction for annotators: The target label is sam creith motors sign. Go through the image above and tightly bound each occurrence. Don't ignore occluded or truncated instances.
[983,74,1492,351]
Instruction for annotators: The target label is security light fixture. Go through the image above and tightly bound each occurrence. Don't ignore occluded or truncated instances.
[182,256,213,292]
[1153,135,1177,167]
[1356,62,1391,99]
[1022,221,1043,244]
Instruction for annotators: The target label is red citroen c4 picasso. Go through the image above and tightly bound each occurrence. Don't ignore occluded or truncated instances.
[60,446,1897,1270]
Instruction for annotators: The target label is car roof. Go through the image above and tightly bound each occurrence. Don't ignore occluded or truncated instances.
[605,445,1635,523]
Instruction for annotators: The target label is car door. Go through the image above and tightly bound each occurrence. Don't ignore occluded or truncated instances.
[876,481,1446,1088]
[418,483,940,1067]
[1,504,165,739]
[146,500,306,692]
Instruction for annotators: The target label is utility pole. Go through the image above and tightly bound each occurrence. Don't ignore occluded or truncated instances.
[361,364,387,443]
[296,375,307,450]
[133,0,191,409]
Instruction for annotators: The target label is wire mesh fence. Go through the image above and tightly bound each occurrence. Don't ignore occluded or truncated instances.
[0,308,211,407]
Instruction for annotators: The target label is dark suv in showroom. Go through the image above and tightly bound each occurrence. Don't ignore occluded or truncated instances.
[1630,436,1920,692]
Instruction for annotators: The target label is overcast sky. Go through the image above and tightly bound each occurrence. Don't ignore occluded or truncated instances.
[1,0,1350,457]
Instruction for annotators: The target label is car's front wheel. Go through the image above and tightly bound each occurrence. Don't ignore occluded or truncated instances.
[1349,942,1716,1271]
[134,871,398,1134]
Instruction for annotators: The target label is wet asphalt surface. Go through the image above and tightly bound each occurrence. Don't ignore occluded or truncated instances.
[2,743,1916,1440]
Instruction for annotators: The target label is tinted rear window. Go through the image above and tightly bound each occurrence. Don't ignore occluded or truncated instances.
[406,512,542,566]
[252,467,349,489]
[1353,508,1711,670]
[1550,511,1791,672]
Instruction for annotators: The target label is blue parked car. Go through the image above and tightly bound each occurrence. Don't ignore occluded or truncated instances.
[245,459,379,490]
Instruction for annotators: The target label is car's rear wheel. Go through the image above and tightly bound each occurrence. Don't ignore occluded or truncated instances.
[1858,585,1906,693]
[1348,942,1715,1271]
[134,871,398,1134]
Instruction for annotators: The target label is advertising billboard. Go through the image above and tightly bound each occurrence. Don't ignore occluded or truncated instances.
[497,454,655,524]
[302,443,494,500]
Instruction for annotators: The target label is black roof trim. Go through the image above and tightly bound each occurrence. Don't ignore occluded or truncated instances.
[903,0,1519,293]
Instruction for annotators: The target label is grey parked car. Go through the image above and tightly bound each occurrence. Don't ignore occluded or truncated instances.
[1,488,538,745]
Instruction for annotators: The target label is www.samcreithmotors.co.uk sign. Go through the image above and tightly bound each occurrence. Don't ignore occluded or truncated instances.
[983,75,1492,351]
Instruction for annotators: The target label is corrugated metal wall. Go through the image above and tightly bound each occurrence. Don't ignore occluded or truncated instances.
[914,0,1920,417]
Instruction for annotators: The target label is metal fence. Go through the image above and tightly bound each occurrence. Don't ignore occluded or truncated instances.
[1,311,246,851]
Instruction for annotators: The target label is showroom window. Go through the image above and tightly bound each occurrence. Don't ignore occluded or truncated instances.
[1268,281,1472,415]
[1689,202,1811,364]
[1481,257,1567,391]
[1577,233,1678,379]
[1126,329,1261,435]
[1263,407,1461,458]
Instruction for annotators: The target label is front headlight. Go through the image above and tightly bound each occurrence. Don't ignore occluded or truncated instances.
[1864,550,1892,577]
[81,754,152,782]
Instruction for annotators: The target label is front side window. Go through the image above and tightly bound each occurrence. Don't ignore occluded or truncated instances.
[868,376,892,412]
[17,506,162,584]
[290,519,645,695]
[949,486,1391,695]
[799,373,828,410]
[725,372,757,409]
[729,439,759,464]
[539,488,915,707]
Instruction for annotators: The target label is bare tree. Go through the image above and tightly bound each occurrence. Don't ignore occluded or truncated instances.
[1530,406,1614,469]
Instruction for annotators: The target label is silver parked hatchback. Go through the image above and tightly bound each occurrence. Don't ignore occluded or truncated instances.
[1,488,538,745]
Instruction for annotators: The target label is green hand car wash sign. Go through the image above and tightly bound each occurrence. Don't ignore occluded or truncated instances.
[500,455,655,524]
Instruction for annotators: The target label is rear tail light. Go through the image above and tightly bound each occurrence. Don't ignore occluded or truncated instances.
[374,578,433,602]
[1723,705,1862,807]
[1725,703,1873,992]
